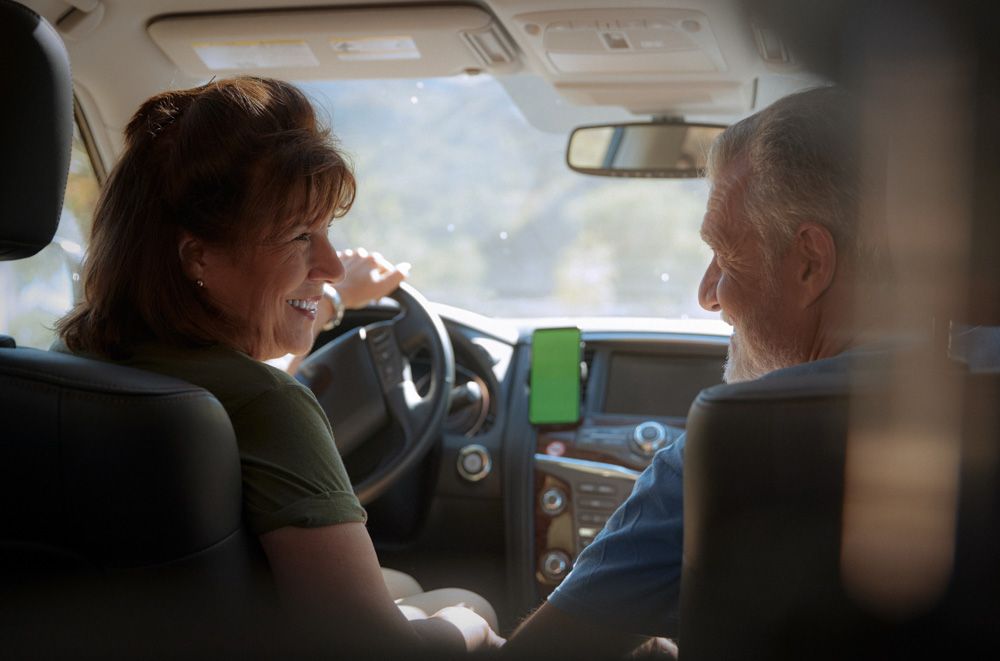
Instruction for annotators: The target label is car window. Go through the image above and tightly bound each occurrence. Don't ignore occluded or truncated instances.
[300,75,717,321]
[0,122,99,349]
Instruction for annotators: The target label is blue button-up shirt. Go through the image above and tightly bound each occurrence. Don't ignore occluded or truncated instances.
[547,435,685,637]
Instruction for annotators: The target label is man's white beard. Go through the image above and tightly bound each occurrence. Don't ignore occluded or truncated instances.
[723,332,793,383]
[722,312,803,384]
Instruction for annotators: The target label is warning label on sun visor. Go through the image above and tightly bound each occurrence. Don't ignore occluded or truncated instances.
[192,40,320,70]
[330,36,420,61]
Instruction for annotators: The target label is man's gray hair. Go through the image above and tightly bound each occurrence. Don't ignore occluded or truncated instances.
[706,86,888,283]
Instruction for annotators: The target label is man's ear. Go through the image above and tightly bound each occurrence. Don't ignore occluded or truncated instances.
[794,222,837,307]
[177,230,207,283]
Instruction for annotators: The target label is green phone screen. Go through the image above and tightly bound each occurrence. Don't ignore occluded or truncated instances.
[529,327,582,425]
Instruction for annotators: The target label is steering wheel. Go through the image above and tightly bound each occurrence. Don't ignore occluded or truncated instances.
[296,282,454,504]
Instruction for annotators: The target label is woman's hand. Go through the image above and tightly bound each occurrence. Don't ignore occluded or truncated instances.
[333,248,409,311]
[431,605,506,651]
[260,523,503,655]
[279,248,409,375]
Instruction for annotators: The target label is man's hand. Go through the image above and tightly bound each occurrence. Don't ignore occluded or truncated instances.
[505,602,650,660]
[629,636,678,659]
[432,605,506,651]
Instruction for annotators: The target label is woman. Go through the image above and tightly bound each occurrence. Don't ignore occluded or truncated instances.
[56,77,501,655]
[272,247,410,376]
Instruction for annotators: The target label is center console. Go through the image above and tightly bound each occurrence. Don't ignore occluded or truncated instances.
[527,337,725,597]
[533,415,683,590]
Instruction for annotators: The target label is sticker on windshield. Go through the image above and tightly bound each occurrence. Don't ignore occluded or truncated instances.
[192,40,320,70]
[330,36,420,61]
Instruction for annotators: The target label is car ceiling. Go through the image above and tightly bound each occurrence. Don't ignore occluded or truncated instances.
[22,0,824,168]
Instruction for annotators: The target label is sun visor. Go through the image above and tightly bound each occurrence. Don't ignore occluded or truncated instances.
[148,5,519,80]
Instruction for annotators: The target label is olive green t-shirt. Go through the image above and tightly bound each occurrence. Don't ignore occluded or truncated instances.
[60,342,367,535]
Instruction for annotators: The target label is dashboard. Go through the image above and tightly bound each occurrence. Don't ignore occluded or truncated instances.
[321,305,728,624]
[419,313,727,611]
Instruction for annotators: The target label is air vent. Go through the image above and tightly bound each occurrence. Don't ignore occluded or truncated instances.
[462,24,516,66]
[579,347,596,407]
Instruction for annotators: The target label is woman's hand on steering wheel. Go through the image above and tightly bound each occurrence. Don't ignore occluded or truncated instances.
[281,248,408,376]
[328,248,409,313]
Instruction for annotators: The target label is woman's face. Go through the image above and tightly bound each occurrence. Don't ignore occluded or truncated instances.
[201,218,345,360]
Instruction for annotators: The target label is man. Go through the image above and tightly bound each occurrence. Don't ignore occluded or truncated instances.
[505,86,889,659]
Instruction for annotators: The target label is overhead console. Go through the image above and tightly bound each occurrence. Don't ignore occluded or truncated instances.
[506,7,751,115]
[148,5,520,80]
[511,8,727,74]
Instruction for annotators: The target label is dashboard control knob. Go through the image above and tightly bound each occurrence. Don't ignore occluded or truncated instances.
[631,421,668,457]
[540,550,571,582]
[457,444,492,482]
[540,487,567,515]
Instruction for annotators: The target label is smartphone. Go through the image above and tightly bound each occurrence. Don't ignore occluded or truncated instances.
[529,327,582,425]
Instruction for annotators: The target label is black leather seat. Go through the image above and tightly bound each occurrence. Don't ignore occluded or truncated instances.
[679,360,1000,660]
[0,3,273,655]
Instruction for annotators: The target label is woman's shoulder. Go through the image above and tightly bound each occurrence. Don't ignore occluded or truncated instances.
[103,342,312,417]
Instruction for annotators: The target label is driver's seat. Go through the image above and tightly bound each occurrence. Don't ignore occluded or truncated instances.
[0,4,272,655]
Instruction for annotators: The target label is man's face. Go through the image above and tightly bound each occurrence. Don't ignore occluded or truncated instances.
[698,163,805,382]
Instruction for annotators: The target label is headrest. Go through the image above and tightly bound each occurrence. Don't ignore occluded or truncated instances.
[0,1,73,260]
[0,346,244,567]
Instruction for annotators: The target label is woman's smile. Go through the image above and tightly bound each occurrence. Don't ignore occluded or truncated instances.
[286,296,321,320]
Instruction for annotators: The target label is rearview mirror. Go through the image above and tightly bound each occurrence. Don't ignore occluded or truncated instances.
[566,122,725,178]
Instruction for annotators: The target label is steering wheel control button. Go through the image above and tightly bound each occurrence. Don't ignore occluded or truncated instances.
[540,550,572,582]
[540,487,567,515]
[631,421,669,457]
[457,444,492,482]
[367,327,406,389]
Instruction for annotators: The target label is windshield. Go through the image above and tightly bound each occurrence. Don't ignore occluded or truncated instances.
[299,75,718,322]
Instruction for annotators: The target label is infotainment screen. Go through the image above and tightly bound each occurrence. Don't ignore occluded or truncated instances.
[603,353,723,418]
[529,327,582,425]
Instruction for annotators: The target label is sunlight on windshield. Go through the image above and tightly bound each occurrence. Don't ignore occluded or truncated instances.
[300,75,717,321]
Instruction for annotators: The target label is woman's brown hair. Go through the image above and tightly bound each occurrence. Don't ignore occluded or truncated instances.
[58,77,355,358]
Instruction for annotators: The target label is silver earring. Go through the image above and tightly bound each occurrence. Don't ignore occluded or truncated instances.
[196,279,204,288]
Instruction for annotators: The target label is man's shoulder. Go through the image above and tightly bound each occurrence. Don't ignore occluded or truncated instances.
[750,343,903,383]
[761,344,893,381]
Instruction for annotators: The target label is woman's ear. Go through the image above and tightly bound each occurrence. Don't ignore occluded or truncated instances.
[177,230,207,283]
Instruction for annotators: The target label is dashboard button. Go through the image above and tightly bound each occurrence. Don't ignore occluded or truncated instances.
[579,512,608,525]
[457,444,492,482]
[540,487,567,515]
[540,550,572,581]
[631,421,669,457]
[578,497,617,510]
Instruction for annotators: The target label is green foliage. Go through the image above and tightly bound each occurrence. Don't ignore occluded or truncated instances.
[305,76,715,319]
